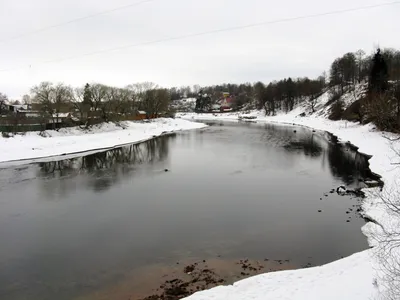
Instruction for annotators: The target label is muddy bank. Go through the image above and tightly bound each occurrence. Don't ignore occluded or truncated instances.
[76,258,295,300]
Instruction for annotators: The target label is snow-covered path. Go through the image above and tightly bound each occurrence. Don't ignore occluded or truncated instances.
[0,118,206,164]
[179,111,400,300]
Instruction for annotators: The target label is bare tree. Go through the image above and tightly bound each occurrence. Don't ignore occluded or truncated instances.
[0,92,8,115]
[31,82,53,124]
[370,179,400,300]
[355,49,366,83]
[128,82,159,117]
[113,88,134,116]
[364,92,396,131]
[142,88,170,117]
[89,83,108,122]
[31,82,73,129]
[11,100,21,105]
[22,94,31,105]
[70,87,90,126]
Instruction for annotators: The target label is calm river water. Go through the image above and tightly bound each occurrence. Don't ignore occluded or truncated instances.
[0,121,371,300]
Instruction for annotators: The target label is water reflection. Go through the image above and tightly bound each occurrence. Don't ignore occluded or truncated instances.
[37,136,171,195]
[327,143,371,185]
[281,129,371,185]
[284,135,323,157]
[38,136,170,176]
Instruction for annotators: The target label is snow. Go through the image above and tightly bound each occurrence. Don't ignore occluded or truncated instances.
[0,118,206,165]
[179,88,400,300]
[186,251,376,300]
[52,112,70,118]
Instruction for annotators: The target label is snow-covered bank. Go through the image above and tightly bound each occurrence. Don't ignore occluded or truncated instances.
[187,250,375,300]
[0,118,207,164]
[180,109,400,300]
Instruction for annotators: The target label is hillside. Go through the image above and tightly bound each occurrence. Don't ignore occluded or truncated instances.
[179,83,369,123]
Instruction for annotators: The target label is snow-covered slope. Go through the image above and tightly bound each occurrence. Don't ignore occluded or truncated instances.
[0,118,206,164]
[171,98,197,112]
[180,85,400,300]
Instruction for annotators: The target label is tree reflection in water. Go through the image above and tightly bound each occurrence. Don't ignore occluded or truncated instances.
[283,131,372,186]
[37,135,171,194]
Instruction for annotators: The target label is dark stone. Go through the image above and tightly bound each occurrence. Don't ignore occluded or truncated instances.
[184,265,195,273]
[318,210,322,212]
[164,169,169,172]
[336,186,346,194]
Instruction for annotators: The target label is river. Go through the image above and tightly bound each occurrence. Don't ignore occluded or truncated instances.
[0,121,372,299]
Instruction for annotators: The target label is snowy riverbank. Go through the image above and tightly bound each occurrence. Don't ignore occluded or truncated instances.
[0,118,207,165]
[179,110,400,300]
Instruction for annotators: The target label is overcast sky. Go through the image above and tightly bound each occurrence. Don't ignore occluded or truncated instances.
[0,0,400,98]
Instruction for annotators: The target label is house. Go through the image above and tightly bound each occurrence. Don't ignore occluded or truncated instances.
[220,92,234,111]
[136,110,147,120]
[49,113,72,124]
[6,104,41,117]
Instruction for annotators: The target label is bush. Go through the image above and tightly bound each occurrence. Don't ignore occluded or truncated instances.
[342,99,364,123]
[329,100,344,120]
[1,131,13,138]
[39,131,50,138]
[364,93,397,131]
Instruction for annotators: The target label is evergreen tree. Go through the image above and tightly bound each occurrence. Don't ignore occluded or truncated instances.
[83,83,92,105]
[369,48,389,94]
[195,90,211,112]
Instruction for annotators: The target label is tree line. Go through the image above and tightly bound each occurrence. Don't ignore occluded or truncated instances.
[2,47,400,131]
[1,82,172,130]
[167,47,400,131]
[327,48,400,131]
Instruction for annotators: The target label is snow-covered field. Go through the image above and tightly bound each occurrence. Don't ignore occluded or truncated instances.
[0,118,206,165]
[179,98,400,299]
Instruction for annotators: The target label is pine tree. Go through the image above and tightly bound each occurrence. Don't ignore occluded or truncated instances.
[83,83,92,105]
[369,48,389,94]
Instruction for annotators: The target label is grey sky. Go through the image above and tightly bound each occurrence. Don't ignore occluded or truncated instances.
[0,0,399,98]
